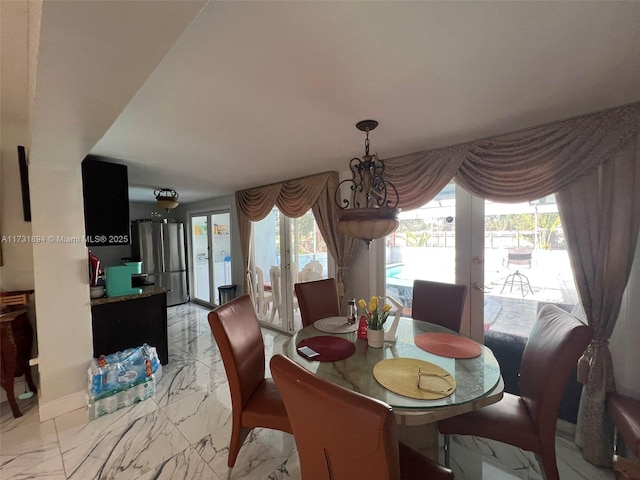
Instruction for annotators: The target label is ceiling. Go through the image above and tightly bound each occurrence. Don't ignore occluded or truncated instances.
[36,1,640,203]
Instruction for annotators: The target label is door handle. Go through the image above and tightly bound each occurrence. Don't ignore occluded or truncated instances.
[473,282,493,293]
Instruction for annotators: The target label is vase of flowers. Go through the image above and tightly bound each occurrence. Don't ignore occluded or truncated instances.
[358,296,392,348]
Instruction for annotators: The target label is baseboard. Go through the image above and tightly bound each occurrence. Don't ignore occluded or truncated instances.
[557,419,576,438]
[38,391,86,421]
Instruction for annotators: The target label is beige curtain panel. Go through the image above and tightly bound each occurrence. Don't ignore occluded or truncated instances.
[382,101,640,467]
[235,172,359,313]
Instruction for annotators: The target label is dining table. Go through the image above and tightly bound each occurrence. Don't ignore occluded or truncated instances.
[282,316,504,460]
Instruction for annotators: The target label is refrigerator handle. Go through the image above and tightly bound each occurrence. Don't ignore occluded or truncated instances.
[160,224,166,272]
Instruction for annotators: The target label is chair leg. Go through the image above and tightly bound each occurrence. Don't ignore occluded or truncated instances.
[228,425,251,468]
[444,434,450,468]
[535,450,559,480]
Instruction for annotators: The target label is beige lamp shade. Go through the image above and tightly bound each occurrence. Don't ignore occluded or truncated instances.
[154,188,179,212]
[337,207,400,248]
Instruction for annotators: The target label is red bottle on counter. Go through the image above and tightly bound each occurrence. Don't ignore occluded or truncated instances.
[357,315,368,340]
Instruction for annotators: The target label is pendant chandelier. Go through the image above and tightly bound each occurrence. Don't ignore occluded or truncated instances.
[154,188,179,212]
[334,120,400,249]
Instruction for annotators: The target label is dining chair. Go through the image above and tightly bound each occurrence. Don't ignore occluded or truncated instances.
[270,354,454,480]
[294,278,340,328]
[269,265,298,321]
[207,295,293,470]
[256,266,273,316]
[301,260,323,282]
[411,280,467,332]
[439,304,592,480]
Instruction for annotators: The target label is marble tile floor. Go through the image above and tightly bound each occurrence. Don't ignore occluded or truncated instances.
[1,302,615,480]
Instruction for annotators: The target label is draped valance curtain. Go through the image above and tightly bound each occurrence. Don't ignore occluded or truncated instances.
[235,172,359,313]
[380,101,640,466]
[235,102,639,466]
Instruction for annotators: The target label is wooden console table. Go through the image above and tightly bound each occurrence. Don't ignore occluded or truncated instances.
[1,291,37,418]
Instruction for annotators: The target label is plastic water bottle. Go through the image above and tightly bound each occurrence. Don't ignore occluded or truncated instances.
[347,299,357,325]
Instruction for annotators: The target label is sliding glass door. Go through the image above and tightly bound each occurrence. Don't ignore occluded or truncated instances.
[384,184,579,343]
[190,210,232,306]
[482,195,579,337]
[386,183,457,317]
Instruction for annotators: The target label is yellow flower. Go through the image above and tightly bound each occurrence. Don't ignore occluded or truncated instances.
[357,296,393,330]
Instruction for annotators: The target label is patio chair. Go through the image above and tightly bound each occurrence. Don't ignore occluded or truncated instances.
[501,247,534,296]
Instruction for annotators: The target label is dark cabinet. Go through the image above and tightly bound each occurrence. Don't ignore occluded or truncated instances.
[91,291,168,365]
[82,157,130,246]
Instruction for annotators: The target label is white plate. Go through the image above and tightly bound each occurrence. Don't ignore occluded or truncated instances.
[313,316,358,334]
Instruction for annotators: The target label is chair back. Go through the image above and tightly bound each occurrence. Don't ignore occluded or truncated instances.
[208,295,265,409]
[294,278,340,327]
[270,354,401,480]
[411,280,467,332]
[270,265,281,307]
[506,247,533,269]
[301,260,323,282]
[520,304,592,441]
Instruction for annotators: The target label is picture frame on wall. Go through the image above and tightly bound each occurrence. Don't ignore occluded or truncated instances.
[18,145,31,222]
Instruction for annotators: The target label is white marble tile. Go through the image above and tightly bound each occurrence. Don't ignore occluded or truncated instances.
[0,303,621,480]
[0,418,66,479]
[447,433,617,480]
[556,435,615,480]
[60,409,190,480]
[162,389,232,448]
[0,394,40,434]
[170,329,220,366]
[55,398,158,453]
[450,434,537,474]
[152,446,221,480]
[266,449,300,480]
[154,359,224,408]
[207,428,297,480]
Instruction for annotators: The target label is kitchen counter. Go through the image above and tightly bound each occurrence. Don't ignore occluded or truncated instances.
[90,286,170,307]
[91,286,169,364]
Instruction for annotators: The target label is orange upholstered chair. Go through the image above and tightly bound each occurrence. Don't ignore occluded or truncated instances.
[411,280,467,332]
[294,278,340,328]
[439,304,592,480]
[270,354,454,480]
[207,295,292,469]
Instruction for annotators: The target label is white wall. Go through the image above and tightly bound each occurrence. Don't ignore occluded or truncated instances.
[611,237,640,398]
[3,0,206,419]
[0,0,35,292]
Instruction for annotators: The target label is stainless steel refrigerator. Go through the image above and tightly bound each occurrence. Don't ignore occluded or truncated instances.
[131,220,188,306]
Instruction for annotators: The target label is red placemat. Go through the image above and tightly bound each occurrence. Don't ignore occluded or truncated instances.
[414,332,482,358]
[296,336,356,362]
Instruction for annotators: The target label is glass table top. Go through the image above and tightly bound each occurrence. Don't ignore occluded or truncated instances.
[282,317,502,411]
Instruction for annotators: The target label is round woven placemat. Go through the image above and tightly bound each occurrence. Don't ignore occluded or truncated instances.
[372,358,456,400]
[414,332,482,358]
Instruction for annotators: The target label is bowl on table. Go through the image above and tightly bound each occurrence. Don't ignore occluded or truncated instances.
[90,286,105,299]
